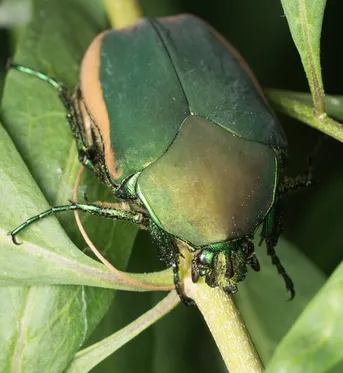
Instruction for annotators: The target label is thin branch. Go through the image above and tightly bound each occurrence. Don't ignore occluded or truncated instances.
[266,89,343,143]
[185,278,263,373]
[103,0,142,29]
[177,242,263,373]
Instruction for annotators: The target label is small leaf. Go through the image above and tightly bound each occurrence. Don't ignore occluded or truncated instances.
[265,263,343,373]
[280,0,326,115]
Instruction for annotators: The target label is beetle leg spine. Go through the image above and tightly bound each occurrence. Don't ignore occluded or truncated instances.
[69,201,148,225]
[280,174,313,194]
[9,202,149,245]
[262,205,295,299]
[8,204,79,244]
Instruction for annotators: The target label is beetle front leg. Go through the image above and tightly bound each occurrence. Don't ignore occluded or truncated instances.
[149,220,194,306]
[194,239,259,289]
[7,62,80,148]
[9,201,149,245]
[260,204,295,299]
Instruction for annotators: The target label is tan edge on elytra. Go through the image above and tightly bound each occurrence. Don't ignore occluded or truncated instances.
[79,31,122,180]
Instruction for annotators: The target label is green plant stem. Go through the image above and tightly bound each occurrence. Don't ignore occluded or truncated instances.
[184,277,263,373]
[176,242,263,373]
[266,89,343,143]
[103,0,142,28]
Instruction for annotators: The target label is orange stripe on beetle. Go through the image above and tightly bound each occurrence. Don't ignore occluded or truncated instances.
[79,31,122,181]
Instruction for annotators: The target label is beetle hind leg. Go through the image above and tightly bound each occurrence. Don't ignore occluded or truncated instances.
[9,200,149,244]
[261,205,295,299]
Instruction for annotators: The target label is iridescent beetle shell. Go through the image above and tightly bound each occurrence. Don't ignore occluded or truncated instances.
[77,14,286,248]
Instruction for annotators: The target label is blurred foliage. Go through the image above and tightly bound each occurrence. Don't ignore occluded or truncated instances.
[0,0,342,372]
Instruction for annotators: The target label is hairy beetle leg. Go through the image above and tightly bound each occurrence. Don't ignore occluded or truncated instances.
[9,201,149,244]
[280,174,313,194]
[281,133,325,194]
[149,220,194,306]
[280,150,316,194]
[261,205,295,300]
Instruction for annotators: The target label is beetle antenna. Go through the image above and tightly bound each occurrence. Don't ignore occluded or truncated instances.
[73,166,173,292]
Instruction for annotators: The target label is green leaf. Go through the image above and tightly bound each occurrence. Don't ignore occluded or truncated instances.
[280,0,326,115]
[236,236,327,364]
[0,0,172,371]
[0,286,114,373]
[0,122,171,290]
[266,263,343,373]
[0,0,111,370]
[66,291,180,373]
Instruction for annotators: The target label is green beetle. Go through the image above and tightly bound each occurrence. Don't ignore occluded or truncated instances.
[9,14,308,304]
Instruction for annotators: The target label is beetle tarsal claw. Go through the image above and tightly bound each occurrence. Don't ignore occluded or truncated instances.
[287,289,295,301]
[8,232,22,246]
[223,283,238,295]
[191,259,200,283]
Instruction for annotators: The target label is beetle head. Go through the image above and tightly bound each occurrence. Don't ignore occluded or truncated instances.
[191,239,260,295]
